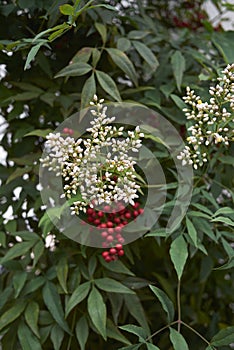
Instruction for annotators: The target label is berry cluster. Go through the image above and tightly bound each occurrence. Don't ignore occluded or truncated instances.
[85,202,144,262]
[63,127,74,136]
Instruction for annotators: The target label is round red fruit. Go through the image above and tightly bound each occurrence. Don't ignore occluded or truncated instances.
[105,256,112,262]
[115,244,123,250]
[98,211,104,217]
[101,231,108,238]
[106,235,114,242]
[109,248,117,255]
[118,249,124,256]
[125,212,131,219]
[100,223,107,228]
[107,221,113,228]
[102,251,109,258]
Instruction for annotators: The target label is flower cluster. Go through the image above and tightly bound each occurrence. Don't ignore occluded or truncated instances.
[177,63,234,169]
[40,96,144,214]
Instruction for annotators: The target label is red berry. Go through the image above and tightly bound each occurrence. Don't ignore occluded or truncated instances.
[102,251,109,258]
[125,212,131,219]
[102,242,108,248]
[87,208,93,215]
[118,237,125,244]
[115,244,123,250]
[107,221,113,228]
[88,217,94,223]
[118,249,124,256]
[104,205,111,212]
[68,128,74,135]
[122,221,128,226]
[101,231,108,238]
[108,228,114,234]
[98,211,104,217]
[114,217,121,224]
[115,226,122,233]
[109,248,117,255]
[105,256,112,262]
[100,223,107,228]
[138,208,144,214]
[133,202,140,208]
[106,235,114,242]
[94,219,101,225]
[63,127,69,134]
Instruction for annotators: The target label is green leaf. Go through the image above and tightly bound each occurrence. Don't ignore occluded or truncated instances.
[146,344,160,350]
[132,41,158,71]
[171,51,185,91]
[0,240,36,264]
[87,287,107,340]
[18,322,42,350]
[106,48,138,86]
[128,30,150,39]
[124,294,150,335]
[24,129,53,138]
[119,324,147,342]
[25,301,40,338]
[213,207,234,216]
[107,319,131,345]
[65,282,91,317]
[169,328,189,350]
[42,282,71,334]
[99,257,134,275]
[215,256,234,270]
[75,316,89,350]
[81,73,96,110]
[95,278,135,294]
[170,94,187,110]
[32,240,45,267]
[212,32,234,64]
[57,257,68,293]
[211,326,234,346]
[119,345,141,350]
[95,70,121,101]
[95,22,107,44]
[186,217,198,247]
[54,62,92,78]
[50,324,64,350]
[24,43,44,70]
[0,301,26,331]
[170,235,188,280]
[117,38,131,52]
[149,285,175,323]
[59,4,74,16]
[6,166,32,184]
[211,216,234,227]
[13,271,27,298]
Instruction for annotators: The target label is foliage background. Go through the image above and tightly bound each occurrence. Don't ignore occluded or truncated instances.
[0,0,234,349]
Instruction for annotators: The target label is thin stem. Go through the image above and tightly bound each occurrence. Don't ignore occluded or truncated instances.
[145,321,178,342]
[177,279,181,333]
[181,321,217,349]
[67,310,77,350]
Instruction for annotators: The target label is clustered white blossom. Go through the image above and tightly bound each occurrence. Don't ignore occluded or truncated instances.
[177,63,234,169]
[40,96,144,214]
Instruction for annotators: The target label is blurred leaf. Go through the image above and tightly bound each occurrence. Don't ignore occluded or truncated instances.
[59,4,74,16]
[81,72,96,110]
[56,257,68,294]
[171,51,185,91]
[18,322,42,350]
[211,216,234,227]
[65,281,91,317]
[25,301,40,338]
[186,217,198,247]
[95,22,107,44]
[24,129,53,138]
[212,32,234,64]
[117,38,131,52]
[149,285,175,323]
[0,240,36,264]
[42,282,71,334]
[88,287,107,340]
[119,324,147,342]
[107,319,131,345]
[169,328,189,350]
[132,41,158,71]
[211,326,234,346]
[95,278,135,294]
[106,48,138,86]
[0,301,26,331]
[124,294,150,335]
[13,271,27,298]
[75,316,89,350]
[32,240,45,267]
[96,70,121,101]
[54,62,92,78]
[24,43,45,70]
[170,235,188,280]
[50,324,64,350]
[146,344,160,350]
[6,167,32,184]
